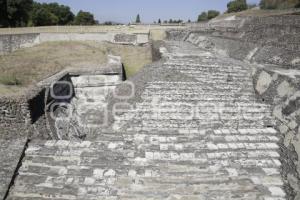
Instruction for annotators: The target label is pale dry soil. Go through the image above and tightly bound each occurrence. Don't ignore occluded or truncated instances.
[0,41,152,95]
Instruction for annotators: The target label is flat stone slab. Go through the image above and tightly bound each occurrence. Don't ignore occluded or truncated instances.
[0,137,27,200]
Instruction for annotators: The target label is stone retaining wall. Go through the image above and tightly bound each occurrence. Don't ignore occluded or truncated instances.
[0,86,49,138]
[0,55,124,139]
[0,33,40,54]
[0,32,149,54]
[167,15,300,68]
[253,67,300,199]
[0,97,29,125]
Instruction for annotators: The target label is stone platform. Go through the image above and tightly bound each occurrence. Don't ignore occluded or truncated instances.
[6,41,286,199]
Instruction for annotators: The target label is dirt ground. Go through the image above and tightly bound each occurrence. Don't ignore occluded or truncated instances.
[0,41,152,95]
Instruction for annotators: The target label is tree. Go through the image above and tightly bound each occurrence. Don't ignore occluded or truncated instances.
[187,19,191,23]
[296,0,300,8]
[30,2,74,26]
[104,21,113,25]
[197,12,208,22]
[74,10,96,25]
[7,0,34,27]
[169,19,173,23]
[207,10,220,20]
[227,0,248,13]
[0,0,8,27]
[135,14,141,23]
[31,7,58,26]
[175,19,183,23]
[158,19,161,24]
[45,3,74,25]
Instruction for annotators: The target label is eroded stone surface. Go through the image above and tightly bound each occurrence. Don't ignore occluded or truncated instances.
[0,137,27,200]
[7,128,284,200]
[256,71,273,95]
[7,41,285,199]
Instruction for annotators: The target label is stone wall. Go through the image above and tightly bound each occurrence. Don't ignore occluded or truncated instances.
[0,33,40,55]
[0,55,125,140]
[165,29,190,41]
[253,66,300,199]
[0,71,81,139]
[0,96,31,137]
[0,32,149,54]
[168,15,300,68]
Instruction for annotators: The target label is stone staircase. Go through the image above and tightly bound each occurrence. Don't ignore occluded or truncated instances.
[7,41,286,199]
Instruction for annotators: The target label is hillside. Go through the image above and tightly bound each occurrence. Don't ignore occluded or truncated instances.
[214,7,300,20]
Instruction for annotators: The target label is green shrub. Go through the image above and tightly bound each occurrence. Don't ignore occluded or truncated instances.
[207,10,220,20]
[197,12,208,22]
[0,75,22,86]
[74,10,97,25]
[227,0,248,13]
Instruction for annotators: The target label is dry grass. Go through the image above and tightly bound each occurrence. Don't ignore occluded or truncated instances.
[0,41,152,95]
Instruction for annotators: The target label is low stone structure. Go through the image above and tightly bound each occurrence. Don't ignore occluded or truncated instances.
[0,33,40,54]
[0,55,124,199]
[0,32,149,54]
[0,96,30,132]
[168,15,300,69]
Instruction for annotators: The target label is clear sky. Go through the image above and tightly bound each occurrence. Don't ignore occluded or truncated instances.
[36,0,261,23]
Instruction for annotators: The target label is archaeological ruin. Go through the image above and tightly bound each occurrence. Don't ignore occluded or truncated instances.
[0,14,300,200]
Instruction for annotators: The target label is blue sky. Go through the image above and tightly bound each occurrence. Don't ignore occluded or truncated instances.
[36,0,260,23]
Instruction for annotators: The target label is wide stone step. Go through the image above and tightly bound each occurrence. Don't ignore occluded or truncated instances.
[71,75,121,88]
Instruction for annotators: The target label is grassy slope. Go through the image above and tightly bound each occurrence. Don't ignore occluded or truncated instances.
[214,8,300,20]
[0,41,152,95]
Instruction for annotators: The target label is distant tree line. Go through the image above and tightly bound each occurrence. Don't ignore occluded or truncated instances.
[135,14,185,24]
[0,0,98,27]
[154,18,184,24]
